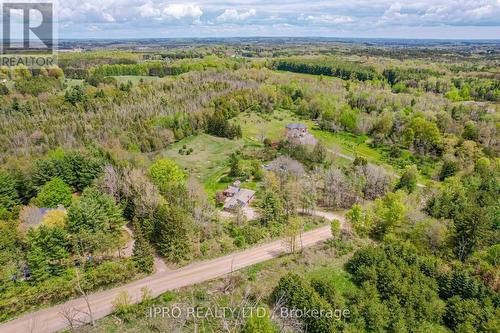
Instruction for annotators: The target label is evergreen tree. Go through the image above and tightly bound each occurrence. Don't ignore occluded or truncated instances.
[27,225,69,281]
[0,170,19,210]
[439,159,459,181]
[132,225,155,274]
[228,153,242,177]
[260,191,285,226]
[152,204,193,262]
[66,187,125,254]
[26,246,51,282]
[67,187,124,234]
[33,178,72,208]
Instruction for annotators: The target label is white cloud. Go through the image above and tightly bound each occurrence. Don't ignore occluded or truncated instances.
[378,0,500,27]
[138,3,203,23]
[139,3,161,19]
[301,14,354,25]
[216,9,256,22]
[162,4,203,20]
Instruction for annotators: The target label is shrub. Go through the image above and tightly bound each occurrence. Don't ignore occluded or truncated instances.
[396,165,418,193]
[112,290,133,317]
[241,308,278,333]
[439,159,458,181]
[83,260,137,289]
[15,76,61,96]
[64,85,87,105]
[0,83,8,95]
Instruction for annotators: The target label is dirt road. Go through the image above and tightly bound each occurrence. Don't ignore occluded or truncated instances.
[0,222,337,333]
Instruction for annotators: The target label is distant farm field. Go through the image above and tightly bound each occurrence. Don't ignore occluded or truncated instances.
[111,75,163,84]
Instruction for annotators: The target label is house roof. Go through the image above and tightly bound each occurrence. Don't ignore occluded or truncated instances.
[39,206,67,216]
[224,186,240,195]
[286,123,307,130]
[223,188,256,210]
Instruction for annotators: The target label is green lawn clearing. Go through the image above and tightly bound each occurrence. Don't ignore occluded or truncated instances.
[235,108,315,144]
[160,133,243,196]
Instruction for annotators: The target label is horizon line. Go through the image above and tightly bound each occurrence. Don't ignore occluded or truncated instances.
[55,36,500,42]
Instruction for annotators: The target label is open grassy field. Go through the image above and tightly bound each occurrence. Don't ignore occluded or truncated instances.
[311,130,382,162]
[311,128,434,183]
[159,109,310,197]
[236,107,385,168]
[235,108,315,144]
[310,129,394,171]
[159,133,243,196]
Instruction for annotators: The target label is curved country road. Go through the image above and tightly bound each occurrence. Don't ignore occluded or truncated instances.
[0,213,342,333]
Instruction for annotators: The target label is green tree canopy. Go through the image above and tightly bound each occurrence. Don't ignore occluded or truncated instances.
[370,191,407,239]
[241,309,278,333]
[396,165,418,193]
[27,225,69,281]
[426,173,498,261]
[152,204,193,262]
[148,159,186,187]
[33,178,72,208]
[0,170,19,211]
[31,149,105,191]
[408,117,442,154]
[67,187,125,239]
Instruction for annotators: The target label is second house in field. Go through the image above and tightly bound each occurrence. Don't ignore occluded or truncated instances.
[222,181,256,212]
[285,123,317,145]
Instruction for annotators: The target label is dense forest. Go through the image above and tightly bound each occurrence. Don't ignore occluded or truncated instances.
[0,41,498,332]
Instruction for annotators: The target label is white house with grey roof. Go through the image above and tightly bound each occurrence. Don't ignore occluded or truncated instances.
[222,181,256,212]
[285,123,317,145]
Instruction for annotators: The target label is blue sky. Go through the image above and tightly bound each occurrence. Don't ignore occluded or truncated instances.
[53,0,500,39]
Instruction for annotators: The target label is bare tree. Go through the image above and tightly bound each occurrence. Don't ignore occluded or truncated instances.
[122,167,161,218]
[357,164,391,200]
[282,180,301,218]
[59,306,80,333]
[270,294,303,333]
[75,267,95,327]
[268,156,305,191]
[98,164,121,201]
[283,216,303,254]
[300,176,317,215]
[323,167,357,209]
